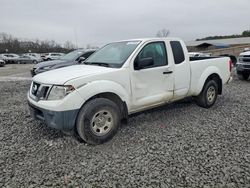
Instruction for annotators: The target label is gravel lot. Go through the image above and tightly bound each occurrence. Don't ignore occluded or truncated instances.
[0,70,249,187]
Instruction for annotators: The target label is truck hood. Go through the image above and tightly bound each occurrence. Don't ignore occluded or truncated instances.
[33,65,116,85]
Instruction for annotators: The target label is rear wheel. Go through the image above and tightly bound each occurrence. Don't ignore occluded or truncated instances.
[195,80,218,108]
[76,98,121,145]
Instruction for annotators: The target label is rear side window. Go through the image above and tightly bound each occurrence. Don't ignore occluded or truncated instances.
[170,41,185,64]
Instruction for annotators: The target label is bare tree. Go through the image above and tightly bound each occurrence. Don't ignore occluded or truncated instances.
[64,40,76,50]
[85,44,99,49]
[156,29,170,38]
[0,32,74,53]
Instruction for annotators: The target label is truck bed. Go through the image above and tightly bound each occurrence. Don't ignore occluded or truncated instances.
[189,56,222,61]
[188,56,231,96]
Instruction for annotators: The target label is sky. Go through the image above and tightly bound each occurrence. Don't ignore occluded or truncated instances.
[0,0,249,47]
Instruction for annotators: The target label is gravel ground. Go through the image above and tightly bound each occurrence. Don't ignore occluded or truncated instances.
[0,64,33,77]
[0,74,249,187]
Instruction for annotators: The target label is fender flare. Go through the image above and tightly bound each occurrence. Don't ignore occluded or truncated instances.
[194,66,222,95]
[76,80,130,109]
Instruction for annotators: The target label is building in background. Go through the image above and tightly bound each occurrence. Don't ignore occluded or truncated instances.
[186,37,250,57]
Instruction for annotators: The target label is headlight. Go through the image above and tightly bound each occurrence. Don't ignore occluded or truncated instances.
[47,85,75,100]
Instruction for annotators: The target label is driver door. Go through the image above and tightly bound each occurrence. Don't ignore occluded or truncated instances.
[130,41,174,111]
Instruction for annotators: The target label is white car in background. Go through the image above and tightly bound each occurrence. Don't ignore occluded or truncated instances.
[188,52,211,57]
[236,50,250,80]
[243,48,250,52]
[23,53,43,63]
[0,53,20,64]
[42,53,65,61]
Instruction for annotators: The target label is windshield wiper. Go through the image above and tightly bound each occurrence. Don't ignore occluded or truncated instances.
[84,62,110,67]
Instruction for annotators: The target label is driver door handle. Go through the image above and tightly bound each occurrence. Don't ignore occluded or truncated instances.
[163,71,173,74]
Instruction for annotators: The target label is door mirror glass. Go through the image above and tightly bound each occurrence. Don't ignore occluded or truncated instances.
[135,57,154,70]
[134,42,168,70]
[78,56,86,62]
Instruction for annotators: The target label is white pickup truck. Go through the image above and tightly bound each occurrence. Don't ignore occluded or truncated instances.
[28,38,232,144]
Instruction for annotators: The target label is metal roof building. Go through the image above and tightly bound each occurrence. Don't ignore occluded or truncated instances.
[186,37,250,57]
[186,37,250,47]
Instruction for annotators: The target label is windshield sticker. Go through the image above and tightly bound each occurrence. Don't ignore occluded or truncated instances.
[126,41,140,45]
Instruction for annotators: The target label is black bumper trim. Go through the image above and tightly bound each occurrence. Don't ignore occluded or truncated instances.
[28,102,79,131]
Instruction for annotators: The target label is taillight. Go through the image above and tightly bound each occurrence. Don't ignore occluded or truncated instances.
[229,59,233,72]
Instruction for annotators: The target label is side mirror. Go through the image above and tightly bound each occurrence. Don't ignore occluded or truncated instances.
[135,57,154,70]
[78,57,86,62]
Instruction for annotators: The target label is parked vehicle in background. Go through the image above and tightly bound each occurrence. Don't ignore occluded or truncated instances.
[0,53,19,64]
[236,51,250,80]
[42,53,65,61]
[243,48,250,52]
[31,49,95,76]
[28,38,232,145]
[0,59,5,67]
[188,52,211,57]
[24,53,43,63]
[15,54,42,64]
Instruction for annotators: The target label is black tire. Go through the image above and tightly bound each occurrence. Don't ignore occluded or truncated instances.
[237,73,249,80]
[195,80,218,108]
[33,60,37,64]
[76,98,121,145]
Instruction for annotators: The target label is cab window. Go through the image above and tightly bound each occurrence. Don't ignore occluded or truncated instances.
[134,42,168,69]
[170,41,185,64]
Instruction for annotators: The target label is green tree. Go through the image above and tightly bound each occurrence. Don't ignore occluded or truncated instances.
[242,30,250,37]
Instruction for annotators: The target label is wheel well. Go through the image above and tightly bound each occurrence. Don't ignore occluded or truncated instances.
[205,74,222,94]
[86,92,128,120]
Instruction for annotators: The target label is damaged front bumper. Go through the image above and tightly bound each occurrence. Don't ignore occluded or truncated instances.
[28,102,79,131]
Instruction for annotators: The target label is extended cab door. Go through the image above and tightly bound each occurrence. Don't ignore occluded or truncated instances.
[130,41,174,111]
[170,41,191,99]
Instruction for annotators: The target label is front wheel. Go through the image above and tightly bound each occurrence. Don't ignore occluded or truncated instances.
[195,80,218,108]
[237,72,249,80]
[76,98,121,145]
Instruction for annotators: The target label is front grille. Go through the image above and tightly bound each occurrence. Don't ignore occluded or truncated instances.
[243,55,250,58]
[242,58,250,62]
[30,82,51,101]
[243,64,250,69]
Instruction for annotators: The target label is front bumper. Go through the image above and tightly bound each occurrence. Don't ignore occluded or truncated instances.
[30,68,48,76]
[28,102,79,131]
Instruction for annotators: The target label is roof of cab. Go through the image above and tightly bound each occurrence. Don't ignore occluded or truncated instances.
[118,37,182,43]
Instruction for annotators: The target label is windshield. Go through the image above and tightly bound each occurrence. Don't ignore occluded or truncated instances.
[60,50,83,61]
[85,41,141,68]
